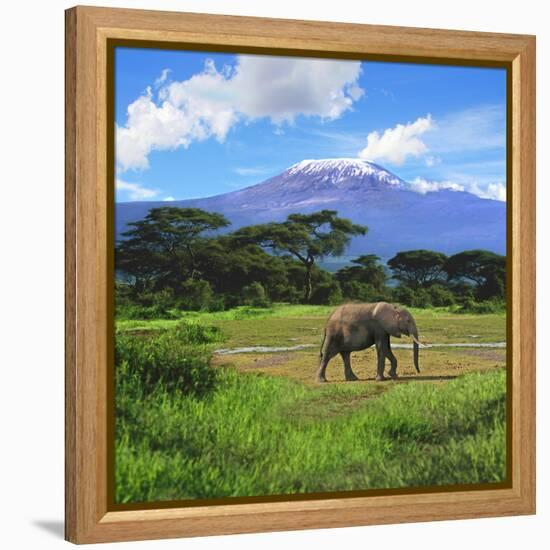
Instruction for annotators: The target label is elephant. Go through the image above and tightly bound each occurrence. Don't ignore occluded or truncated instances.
[316,302,425,383]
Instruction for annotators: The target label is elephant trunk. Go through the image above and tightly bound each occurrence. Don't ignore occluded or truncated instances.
[408,318,421,373]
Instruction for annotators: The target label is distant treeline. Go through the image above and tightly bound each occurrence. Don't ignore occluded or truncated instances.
[115,206,506,317]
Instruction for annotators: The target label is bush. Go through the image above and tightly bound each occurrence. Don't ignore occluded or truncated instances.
[114,281,134,304]
[411,288,432,308]
[457,299,506,314]
[178,279,213,311]
[391,285,414,306]
[136,288,175,309]
[241,282,270,308]
[449,281,476,303]
[206,295,226,312]
[392,286,434,308]
[341,281,390,303]
[115,320,222,397]
[116,288,180,320]
[310,281,343,305]
[428,284,455,307]
[271,284,302,304]
[173,320,224,344]
[115,303,180,320]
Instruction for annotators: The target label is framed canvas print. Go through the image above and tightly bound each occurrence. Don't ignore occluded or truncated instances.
[65,6,536,544]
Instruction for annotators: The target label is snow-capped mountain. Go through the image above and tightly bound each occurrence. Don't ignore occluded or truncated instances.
[116,158,506,259]
[223,159,405,209]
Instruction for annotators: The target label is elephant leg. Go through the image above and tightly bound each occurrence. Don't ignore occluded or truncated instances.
[316,346,337,383]
[386,336,398,379]
[340,351,358,381]
[375,338,387,381]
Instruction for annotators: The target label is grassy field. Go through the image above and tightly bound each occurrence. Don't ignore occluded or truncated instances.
[115,304,507,504]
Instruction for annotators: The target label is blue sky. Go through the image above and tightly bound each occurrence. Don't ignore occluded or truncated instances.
[115,47,506,202]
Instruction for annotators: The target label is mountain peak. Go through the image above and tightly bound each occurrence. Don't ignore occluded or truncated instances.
[285,158,404,187]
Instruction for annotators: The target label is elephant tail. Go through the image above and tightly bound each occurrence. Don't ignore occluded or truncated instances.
[319,328,327,358]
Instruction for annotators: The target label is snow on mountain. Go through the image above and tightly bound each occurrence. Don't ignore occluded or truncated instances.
[287,158,404,187]
[115,158,506,258]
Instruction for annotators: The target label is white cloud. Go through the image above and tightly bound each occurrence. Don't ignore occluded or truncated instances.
[358,115,433,165]
[163,196,176,201]
[116,85,223,172]
[407,177,506,202]
[408,177,464,195]
[468,181,506,201]
[116,179,159,201]
[154,68,171,88]
[233,166,271,177]
[227,55,363,123]
[117,56,363,173]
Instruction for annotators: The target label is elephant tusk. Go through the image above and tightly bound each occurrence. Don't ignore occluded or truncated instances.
[411,335,429,348]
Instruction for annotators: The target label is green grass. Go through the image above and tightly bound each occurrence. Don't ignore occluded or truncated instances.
[116,304,335,332]
[115,367,506,503]
[117,303,505,345]
[116,302,506,326]
[116,320,223,399]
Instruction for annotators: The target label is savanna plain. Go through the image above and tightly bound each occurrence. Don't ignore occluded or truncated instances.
[115,305,507,504]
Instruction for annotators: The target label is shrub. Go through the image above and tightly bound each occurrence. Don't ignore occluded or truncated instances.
[449,281,476,303]
[206,295,226,312]
[229,306,275,320]
[115,320,222,397]
[271,284,302,304]
[310,281,343,305]
[115,281,134,304]
[115,303,180,320]
[116,288,180,320]
[173,320,224,345]
[341,281,390,303]
[241,282,271,308]
[428,284,455,307]
[178,279,213,311]
[458,299,506,314]
[391,285,415,306]
[136,288,175,309]
[411,288,432,308]
[392,286,433,308]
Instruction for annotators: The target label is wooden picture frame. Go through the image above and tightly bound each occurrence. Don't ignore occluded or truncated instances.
[65,5,536,544]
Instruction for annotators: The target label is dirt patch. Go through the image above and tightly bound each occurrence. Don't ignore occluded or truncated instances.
[213,353,293,370]
[215,344,507,389]
[214,344,315,355]
[457,348,507,362]
[248,354,293,369]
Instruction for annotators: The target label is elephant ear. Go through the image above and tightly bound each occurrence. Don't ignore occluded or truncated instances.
[373,302,402,338]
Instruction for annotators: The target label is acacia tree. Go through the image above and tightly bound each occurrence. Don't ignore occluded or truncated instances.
[194,236,291,301]
[443,249,506,299]
[234,210,367,302]
[116,207,230,291]
[336,254,387,290]
[387,250,448,289]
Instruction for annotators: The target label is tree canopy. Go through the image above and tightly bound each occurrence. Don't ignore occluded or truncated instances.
[335,254,387,291]
[233,210,367,302]
[387,250,448,288]
[116,207,230,288]
[443,249,506,299]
